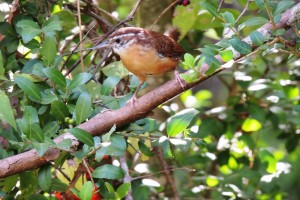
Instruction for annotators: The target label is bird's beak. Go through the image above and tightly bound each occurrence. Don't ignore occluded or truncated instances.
[92,40,111,50]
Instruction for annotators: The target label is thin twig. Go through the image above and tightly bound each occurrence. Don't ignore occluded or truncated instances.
[77,0,85,72]
[51,163,71,182]
[120,155,133,200]
[235,0,251,23]
[132,167,195,180]
[263,0,276,29]
[82,158,95,187]
[211,0,225,22]
[151,0,180,28]
[154,146,180,200]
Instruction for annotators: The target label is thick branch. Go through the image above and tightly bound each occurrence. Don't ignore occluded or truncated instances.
[0,3,299,178]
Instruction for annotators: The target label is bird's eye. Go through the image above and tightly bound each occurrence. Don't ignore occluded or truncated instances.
[115,38,121,43]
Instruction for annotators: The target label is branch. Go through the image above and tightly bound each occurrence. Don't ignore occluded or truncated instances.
[0,2,299,179]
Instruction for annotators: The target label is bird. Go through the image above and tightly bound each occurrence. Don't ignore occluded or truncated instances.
[93,27,185,104]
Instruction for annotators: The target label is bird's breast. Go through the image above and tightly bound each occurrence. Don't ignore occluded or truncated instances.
[117,44,179,81]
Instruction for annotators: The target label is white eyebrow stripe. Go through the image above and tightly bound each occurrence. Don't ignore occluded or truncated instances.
[112,33,135,39]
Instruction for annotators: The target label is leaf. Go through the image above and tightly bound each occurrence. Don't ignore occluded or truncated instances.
[167,109,199,137]
[38,165,52,192]
[116,183,131,199]
[96,134,126,160]
[93,164,125,179]
[69,128,94,146]
[51,179,68,192]
[182,53,195,69]
[75,92,92,124]
[138,140,154,157]
[33,142,50,157]
[160,137,173,158]
[230,38,252,55]
[79,181,93,200]
[50,100,69,121]
[200,2,219,17]
[0,89,17,130]
[41,36,57,66]
[238,17,269,31]
[43,121,60,137]
[42,15,62,37]
[242,118,262,132]
[220,50,234,62]
[68,72,93,89]
[43,68,66,88]
[100,76,121,95]
[102,61,129,78]
[14,76,42,102]
[274,1,294,16]
[16,20,42,43]
[0,50,4,76]
[221,11,235,26]
[102,124,116,142]
[31,123,44,142]
[250,31,264,46]
[206,176,219,187]
[202,54,221,75]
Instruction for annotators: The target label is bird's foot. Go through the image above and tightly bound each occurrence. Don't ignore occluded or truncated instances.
[126,93,138,106]
[174,70,186,90]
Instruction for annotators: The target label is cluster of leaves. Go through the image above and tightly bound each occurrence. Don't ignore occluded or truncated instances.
[0,0,299,199]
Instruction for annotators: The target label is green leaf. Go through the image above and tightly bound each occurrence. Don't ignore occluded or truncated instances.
[50,100,69,121]
[14,76,42,102]
[250,31,264,46]
[0,22,17,37]
[79,181,93,200]
[242,118,262,132]
[105,182,115,193]
[42,15,62,37]
[51,179,68,192]
[206,176,219,187]
[102,61,129,78]
[75,92,92,124]
[0,50,4,76]
[238,17,269,31]
[102,124,116,142]
[31,123,44,142]
[274,1,294,16]
[202,54,221,75]
[116,183,131,199]
[38,165,52,192]
[230,38,252,55]
[138,140,154,157]
[93,164,125,179]
[100,76,121,95]
[182,53,195,69]
[220,50,234,62]
[43,121,60,137]
[16,20,42,43]
[96,134,126,160]
[43,68,66,88]
[41,36,57,66]
[160,137,173,158]
[221,11,235,26]
[0,89,17,130]
[167,108,199,137]
[33,142,50,157]
[56,139,72,150]
[68,72,93,89]
[69,128,94,146]
[200,2,219,17]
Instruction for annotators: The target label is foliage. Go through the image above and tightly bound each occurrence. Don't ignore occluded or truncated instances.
[0,0,300,199]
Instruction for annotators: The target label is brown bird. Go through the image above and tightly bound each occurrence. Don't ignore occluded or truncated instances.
[94,27,185,104]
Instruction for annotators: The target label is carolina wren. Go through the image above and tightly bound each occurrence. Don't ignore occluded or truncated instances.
[94,27,185,103]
